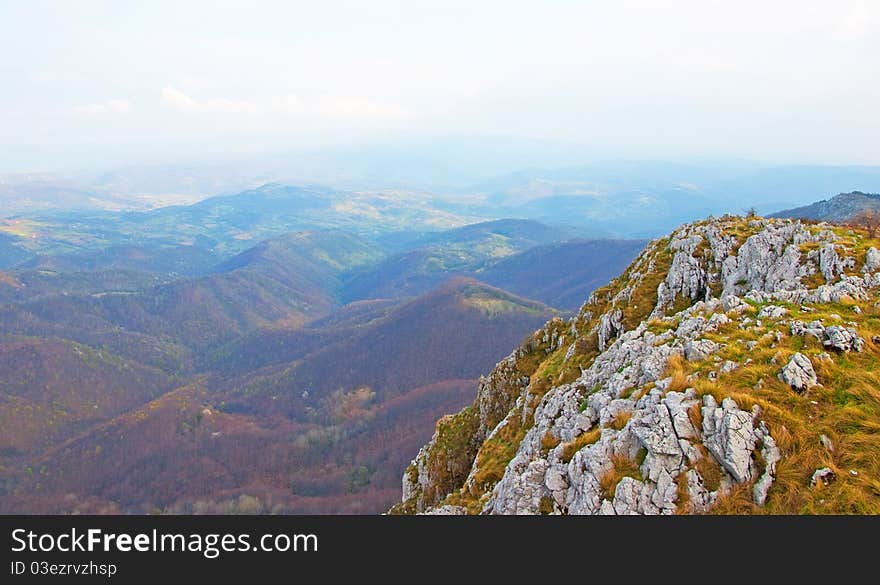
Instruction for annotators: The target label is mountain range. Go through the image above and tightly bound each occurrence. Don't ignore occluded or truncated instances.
[772,191,880,223]
[5,180,880,515]
[6,160,880,238]
[0,187,643,514]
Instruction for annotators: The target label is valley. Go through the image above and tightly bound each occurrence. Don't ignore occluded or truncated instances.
[0,185,641,513]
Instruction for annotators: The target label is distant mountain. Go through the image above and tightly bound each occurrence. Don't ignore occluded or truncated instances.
[475,239,647,310]
[471,163,880,236]
[375,218,584,253]
[341,219,579,301]
[0,269,167,305]
[771,191,880,222]
[0,174,124,212]
[0,230,383,358]
[342,224,643,308]
[0,212,642,515]
[0,234,33,269]
[20,244,219,276]
[5,183,483,260]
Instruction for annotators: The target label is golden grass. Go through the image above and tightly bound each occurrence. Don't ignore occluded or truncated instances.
[560,428,601,463]
[665,354,691,393]
[675,471,690,514]
[468,412,526,495]
[541,430,561,454]
[599,452,643,500]
[693,446,723,492]
[694,296,880,514]
[687,402,703,432]
[710,483,759,514]
[607,410,632,431]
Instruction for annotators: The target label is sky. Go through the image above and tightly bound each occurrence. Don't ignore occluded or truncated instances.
[1,0,878,173]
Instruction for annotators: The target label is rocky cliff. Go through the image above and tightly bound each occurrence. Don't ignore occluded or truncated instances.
[391,215,880,514]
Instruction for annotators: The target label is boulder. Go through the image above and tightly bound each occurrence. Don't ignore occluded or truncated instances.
[779,352,818,392]
[810,467,835,488]
[758,305,788,320]
[823,325,864,352]
[685,339,719,361]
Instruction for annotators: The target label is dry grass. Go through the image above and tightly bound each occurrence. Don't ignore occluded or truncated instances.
[710,483,759,514]
[599,452,644,500]
[687,402,703,431]
[540,430,561,454]
[607,410,632,431]
[560,428,601,463]
[693,446,723,492]
[682,292,880,514]
[675,471,690,514]
[468,412,526,495]
[665,354,691,393]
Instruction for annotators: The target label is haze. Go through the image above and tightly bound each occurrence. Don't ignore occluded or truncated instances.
[2,0,878,174]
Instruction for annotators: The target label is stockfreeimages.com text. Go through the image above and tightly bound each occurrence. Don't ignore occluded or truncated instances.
[11,528,317,559]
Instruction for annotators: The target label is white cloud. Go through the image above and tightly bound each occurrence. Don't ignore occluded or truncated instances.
[835,0,873,40]
[75,99,131,115]
[160,86,198,111]
[270,93,303,111]
[328,97,410,120]
[161,86,260,114]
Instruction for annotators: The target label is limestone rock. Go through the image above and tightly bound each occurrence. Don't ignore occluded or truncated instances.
[823,325,864,352]
[701,396,760,483]
[598,309,623,351]
[864,247,880,273]
[810,467,836,488]
[790,319,825,340]
[753,423,780,506]
[819,243,847,282]
[685,339,719,361]
[779,352,818,392]
[758,305,788,320]
[423,505,468,515]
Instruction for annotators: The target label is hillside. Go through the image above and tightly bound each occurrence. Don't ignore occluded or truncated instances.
[0,230,383,356]
[0,234,33,269]
[341,223,640,306]
[20,243,220,276]
[394,215,880,515]
[222,278,558,416]
[475,239,646,310]
[0,337,176,458]
[772,191,880,223]
[340,219,582,301]
[2,278,557,514]
[0,183,484,261]
[375,219,582,253]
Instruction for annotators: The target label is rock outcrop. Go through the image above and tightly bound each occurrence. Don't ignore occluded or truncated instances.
[395,216,880,515]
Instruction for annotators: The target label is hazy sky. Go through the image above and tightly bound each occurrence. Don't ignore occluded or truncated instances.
[1,0,878,172]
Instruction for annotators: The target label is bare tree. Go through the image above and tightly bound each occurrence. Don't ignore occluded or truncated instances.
[852,209,880,238]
